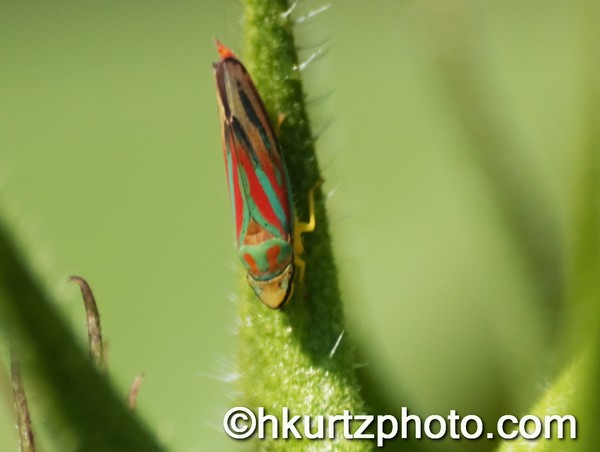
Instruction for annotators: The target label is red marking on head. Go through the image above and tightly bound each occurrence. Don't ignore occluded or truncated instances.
[215,40,235,59]
[243,253,259,274]
[266,245,281,271]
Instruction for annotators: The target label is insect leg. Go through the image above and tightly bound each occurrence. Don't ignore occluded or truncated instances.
[293,180,321,283]
[295,179,320,236]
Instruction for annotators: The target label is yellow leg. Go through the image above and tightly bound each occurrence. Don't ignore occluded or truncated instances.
[276,113,286,136]
[293,180,321,284]
[294,180,320,245]
[295,183,318,235]
[295,254,306,287]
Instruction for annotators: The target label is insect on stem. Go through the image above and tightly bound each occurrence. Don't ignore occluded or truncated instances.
[213,42,318,309]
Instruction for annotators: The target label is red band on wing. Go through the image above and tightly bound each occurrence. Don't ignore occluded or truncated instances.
[224,126,245,241]
[238,146,287,236]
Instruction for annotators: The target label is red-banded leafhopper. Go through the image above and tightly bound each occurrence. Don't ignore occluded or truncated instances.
[213,41,315,309]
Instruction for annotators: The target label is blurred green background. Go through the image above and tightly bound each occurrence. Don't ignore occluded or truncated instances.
[0,0,594,450]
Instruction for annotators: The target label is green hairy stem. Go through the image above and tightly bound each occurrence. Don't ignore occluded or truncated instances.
[234,0,369,450]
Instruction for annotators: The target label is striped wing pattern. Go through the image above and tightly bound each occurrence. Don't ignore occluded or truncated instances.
[214,54,292,249]
[213,43,301,308]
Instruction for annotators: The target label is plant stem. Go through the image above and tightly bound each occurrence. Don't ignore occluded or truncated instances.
[0,218,164,451]
[233,1,369,450]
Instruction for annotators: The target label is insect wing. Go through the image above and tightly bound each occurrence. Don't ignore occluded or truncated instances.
[215,56,292,245]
